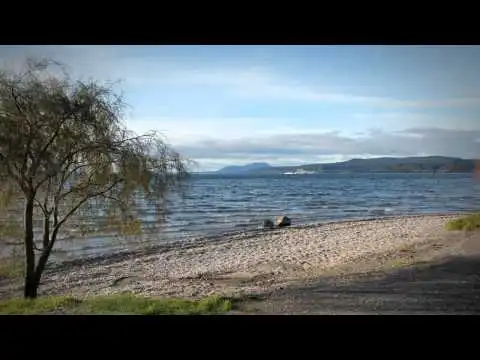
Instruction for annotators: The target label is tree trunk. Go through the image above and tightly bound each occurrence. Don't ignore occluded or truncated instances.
[42,216,50,250]
[34,248,51,289]
[23,196,37,299]
[24,272,38,298]
[34,220,60,293]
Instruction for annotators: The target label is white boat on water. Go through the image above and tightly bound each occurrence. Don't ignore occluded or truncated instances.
[282,169,317,175]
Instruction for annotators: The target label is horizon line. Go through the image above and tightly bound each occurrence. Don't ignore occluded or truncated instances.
[190,155,478,173]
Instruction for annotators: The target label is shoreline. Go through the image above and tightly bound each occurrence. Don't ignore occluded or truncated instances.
[46,210,473,271]
[0,212,475,300]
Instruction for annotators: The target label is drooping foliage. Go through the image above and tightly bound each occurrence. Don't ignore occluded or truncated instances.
[0,58,190,297]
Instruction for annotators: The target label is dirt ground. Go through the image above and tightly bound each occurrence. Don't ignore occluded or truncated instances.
[232,230,480,314]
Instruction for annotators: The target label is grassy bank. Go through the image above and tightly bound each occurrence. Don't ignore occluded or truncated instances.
[445,213,480,231]
[0,294,232,315]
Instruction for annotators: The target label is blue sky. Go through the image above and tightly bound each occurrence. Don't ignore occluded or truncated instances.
[1,45,479,171]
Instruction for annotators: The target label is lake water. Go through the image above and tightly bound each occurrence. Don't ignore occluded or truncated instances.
[16,172,480,261]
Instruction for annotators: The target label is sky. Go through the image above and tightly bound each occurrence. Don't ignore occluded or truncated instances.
[1,45,479,171]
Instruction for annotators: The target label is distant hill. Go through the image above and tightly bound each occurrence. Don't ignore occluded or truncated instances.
[215,162,273,174]
[212,156,476,175]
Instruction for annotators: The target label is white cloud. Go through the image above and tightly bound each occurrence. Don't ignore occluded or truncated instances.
[353,112,480,131]
[159,67,480,108]
[2,46,479,109]
[0,46,183,89]
[123,116,339,146]
[122,115,480,171]
[175,127,480,170]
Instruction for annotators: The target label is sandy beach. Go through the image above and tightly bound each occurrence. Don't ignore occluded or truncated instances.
[1,213,474,303]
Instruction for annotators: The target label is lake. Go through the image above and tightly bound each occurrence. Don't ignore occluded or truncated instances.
[7,172,480,261]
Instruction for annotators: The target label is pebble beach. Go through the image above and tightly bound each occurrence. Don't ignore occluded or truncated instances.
[0,213,460,300]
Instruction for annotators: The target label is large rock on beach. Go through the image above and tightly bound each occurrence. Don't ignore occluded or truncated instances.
[276,215,291,227]
[263,219,274,229]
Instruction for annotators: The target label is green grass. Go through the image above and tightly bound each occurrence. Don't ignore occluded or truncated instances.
[390,258,412,269]
[0,294,232,315]
[445,214,480,231]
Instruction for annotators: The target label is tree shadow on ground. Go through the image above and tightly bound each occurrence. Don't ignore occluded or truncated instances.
[243,255,480,314]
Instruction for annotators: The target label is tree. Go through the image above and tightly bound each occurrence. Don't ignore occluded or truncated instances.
[0,58,190,298]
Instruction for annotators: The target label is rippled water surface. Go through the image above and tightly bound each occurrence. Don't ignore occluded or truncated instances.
[13,172,480,260]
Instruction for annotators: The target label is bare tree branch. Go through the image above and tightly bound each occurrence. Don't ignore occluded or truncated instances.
[43,178,52,212]
[11,87,24,115]
[57,169,107,201]
[33,198,47,215]
[51,179,123,243]
[34,159,90,194]
[29,110,75,178]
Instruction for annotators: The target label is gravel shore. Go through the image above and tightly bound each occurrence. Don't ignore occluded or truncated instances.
[0,214,469,300]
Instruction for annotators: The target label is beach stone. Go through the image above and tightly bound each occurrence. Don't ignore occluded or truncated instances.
[263,219,274,229]
[276,215,291,227]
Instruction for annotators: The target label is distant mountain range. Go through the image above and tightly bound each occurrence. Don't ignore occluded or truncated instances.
[212,156,477,175]
[214,162,273,174]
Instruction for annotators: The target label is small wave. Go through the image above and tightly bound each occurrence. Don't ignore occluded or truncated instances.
[167,209,211,215]
[369,209,387,215]
[325,205,340,209]
[203,220,222,225]
[214,205,234,211]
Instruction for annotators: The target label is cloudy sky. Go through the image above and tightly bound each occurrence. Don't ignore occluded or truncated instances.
[1,45,479,171]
